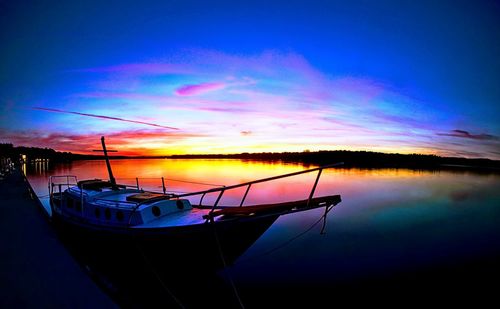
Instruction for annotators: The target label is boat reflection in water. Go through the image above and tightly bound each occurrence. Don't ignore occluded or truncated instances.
[55,195,338,308]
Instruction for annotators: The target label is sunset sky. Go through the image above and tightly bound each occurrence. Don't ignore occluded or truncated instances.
[1,0,499,158]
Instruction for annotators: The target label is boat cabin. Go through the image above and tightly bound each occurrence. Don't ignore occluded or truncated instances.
[50,177,194,228]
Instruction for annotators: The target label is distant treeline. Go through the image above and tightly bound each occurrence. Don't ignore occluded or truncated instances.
[169,151,500,170]
[0,143,94,162]
[0,143,148,162]
[1,143,499,170]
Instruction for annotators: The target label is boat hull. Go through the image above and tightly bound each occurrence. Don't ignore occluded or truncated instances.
[51,209,279,272]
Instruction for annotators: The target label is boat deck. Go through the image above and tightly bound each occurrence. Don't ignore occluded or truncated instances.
[68,186,155,210]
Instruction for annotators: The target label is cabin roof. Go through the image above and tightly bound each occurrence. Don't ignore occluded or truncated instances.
[133,208,210,228]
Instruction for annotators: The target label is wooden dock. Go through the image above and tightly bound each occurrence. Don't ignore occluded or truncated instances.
[0,169,117,308]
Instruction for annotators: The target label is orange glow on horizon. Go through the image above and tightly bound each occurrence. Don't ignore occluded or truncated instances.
[61,141,442,158]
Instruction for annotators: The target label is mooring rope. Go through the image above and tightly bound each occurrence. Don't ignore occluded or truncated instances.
[210,217,246,309]
[131,241,185,308]
[238,205,335,264]
[127,213,185,308]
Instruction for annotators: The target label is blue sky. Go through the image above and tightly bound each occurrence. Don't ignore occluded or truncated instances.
[1,0,499,158]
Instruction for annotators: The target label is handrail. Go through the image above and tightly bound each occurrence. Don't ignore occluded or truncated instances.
[48,175,78,195]
[48,175,78,208]
[196,162,343,222]
[49,175,78,179]
[173,162,344,199]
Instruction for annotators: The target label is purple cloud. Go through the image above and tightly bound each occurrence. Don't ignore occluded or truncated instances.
[175,82,226,96]
[73,63,190,75]
[437,129,498,141]
[32,107,179,130]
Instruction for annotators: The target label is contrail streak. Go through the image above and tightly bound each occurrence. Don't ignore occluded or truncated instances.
[32,107,179,130]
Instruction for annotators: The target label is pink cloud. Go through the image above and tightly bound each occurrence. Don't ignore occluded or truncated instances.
[198,106,253,113]
[174,82,226,96]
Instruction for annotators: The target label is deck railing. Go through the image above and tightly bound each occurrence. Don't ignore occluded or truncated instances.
[172,162,344,220]
[48,175,78,212]
[48,175,78,196]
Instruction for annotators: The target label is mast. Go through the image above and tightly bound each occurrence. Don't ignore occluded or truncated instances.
[100,136,117,189]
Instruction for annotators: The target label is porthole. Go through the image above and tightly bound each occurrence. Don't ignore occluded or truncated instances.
[104,208,111,220]
[94,207,100,218]
[116,210,124,221]
[152,206,161,217]
[176,200,184,210]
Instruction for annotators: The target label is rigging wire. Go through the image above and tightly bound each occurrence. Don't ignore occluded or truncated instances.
[115,177,224,187]
[165,178,224,187]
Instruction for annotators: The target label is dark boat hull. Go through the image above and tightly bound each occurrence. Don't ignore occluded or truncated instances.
[51,211,279,307]
[51,209,279,272]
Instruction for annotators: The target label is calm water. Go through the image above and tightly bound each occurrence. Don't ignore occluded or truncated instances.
[26,159,500,306]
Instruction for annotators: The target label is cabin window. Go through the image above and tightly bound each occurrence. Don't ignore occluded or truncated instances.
[75,201,82,212]
[116,211,124,221]
[66,198,73,208]
[95,207,100,218]
[105,208,111,220]
[176,200,184,210]
[152,206,161,217]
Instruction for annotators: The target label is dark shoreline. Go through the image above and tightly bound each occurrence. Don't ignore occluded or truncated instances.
[168,151,500,171]
[47,152,500,174]
[2,143,499,172]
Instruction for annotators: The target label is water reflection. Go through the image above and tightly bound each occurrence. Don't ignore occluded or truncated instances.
[21,158,51,176]
[56,211,286,307]
[25,159,500,306]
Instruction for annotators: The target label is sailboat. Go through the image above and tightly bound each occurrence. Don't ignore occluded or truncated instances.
[49,137,342,267]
